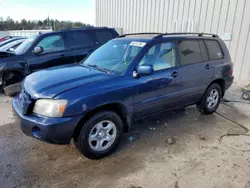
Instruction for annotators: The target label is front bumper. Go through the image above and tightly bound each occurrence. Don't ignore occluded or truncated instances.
[12,96,83,144]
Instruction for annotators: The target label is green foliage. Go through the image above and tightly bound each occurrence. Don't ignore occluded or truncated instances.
[0,17,92,31]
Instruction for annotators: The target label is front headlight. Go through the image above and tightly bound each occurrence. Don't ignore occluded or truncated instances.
[33,99,68,117]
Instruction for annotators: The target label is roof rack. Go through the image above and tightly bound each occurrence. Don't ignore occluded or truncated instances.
[117,32,163,38]
[154,32,219,39]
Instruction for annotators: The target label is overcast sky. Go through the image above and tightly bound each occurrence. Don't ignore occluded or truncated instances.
[0,0,95,25]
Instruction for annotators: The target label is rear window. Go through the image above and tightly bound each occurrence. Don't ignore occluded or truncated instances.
[65,31,94,49]
[95,30,116,44]
[204,40,223,60]
[178,40,202,65]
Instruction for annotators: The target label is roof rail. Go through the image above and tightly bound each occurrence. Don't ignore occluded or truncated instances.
[154,32,219,39]
[61,26,108,32]
[117,32,163,38]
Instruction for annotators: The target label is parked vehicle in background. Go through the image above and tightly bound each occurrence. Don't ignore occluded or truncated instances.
[13,32,234,159]
[0,38,26,52]
[0,36,19,42]
[0,37,26,48]
[0,27,119,96]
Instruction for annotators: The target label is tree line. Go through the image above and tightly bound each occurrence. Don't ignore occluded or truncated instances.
[0,17,92,31]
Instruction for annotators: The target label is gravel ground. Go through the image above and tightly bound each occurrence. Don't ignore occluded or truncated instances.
[0,84,250,188]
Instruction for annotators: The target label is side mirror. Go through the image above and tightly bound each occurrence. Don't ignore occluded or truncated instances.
[33,46,43,54]
[8,48,14,52]
[135,65,154,77]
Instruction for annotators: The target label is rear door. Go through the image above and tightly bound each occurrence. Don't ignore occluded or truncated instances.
[64,30,96,63]
[176,39,214,105]
[204,39,225,74]
[27,33,67,72]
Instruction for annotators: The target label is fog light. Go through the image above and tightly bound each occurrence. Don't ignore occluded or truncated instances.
[32,126,42,138]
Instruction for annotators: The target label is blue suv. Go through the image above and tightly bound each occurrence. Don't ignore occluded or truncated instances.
[13,33,234,159]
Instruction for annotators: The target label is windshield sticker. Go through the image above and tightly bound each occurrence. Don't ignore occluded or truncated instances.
[129,41,146,47]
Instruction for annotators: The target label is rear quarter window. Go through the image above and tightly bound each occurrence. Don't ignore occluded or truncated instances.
[65,31,94,49]
[95,30,116,44]
[204,40,224,60]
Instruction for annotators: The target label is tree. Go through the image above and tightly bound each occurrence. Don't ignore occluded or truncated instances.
[0,16,93,31]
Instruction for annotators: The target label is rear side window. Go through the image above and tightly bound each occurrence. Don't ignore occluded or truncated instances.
[178,40,202,65]
[204,40,223,60]
[65,31,94,49]
[95,30,115,44]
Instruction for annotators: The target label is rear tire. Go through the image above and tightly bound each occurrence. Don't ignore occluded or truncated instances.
[74,111,123,159]
[197,83,222,115]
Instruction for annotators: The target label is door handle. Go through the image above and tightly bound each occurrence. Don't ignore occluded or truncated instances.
[205,64,211,69]
[171,71,178,78]
[60,54,65,57]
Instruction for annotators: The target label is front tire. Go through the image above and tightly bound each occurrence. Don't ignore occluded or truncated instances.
[197,83,222,115]
[75,111,123,159]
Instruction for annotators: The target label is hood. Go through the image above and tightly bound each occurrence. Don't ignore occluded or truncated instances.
[0,51,16,58]
[24,64,113,98]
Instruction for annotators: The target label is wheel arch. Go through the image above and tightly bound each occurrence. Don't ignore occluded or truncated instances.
[207,78,225,97]
[2,69,25,87]
[73,102,131,140]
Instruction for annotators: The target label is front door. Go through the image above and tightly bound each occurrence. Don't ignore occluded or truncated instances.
[133,41,181,118]
[27,34,67,72]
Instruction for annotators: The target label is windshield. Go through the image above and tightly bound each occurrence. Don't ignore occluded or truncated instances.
[83,40,146,75]
[15,35,37,55]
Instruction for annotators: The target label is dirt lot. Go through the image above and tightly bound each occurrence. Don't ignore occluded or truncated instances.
[1,84,250,188]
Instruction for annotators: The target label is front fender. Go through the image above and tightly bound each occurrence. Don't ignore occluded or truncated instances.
[56,87,134,119]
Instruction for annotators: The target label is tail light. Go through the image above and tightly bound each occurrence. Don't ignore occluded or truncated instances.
[226,66,233,77]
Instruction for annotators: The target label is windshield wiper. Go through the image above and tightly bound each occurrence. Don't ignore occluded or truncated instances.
[87,64,111,74]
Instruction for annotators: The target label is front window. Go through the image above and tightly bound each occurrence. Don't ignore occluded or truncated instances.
[36,35,65,53]
[139,42,176,71]
[82,40,146,75]
[15,35,37,55]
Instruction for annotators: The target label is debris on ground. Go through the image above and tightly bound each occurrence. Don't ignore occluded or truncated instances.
[128,133,140,143]
[128,136,136,142]
[174,181,179,188]
[148,126,155,130]
[198,136,207,141]
[126,185,143,188]
[166,137,175,145]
